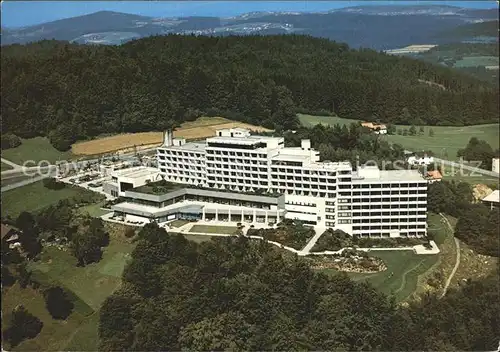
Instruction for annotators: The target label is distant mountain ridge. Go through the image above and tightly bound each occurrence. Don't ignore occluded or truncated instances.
[1,5,498,49]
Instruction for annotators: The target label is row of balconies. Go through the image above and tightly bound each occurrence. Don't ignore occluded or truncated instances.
[351,196,426,201]
[272,189,335,198]
[353,224,426,230]
[352,183,427,189]
[158,150,205,158]
[351,213,427,218]
[161,164,205,171]
[206,149,267,158]
[270,182,336,190]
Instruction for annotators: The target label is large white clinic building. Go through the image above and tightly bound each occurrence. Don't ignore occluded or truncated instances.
[110,128,428,238]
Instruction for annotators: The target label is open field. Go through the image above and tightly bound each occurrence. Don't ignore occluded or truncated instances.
[189,225,238,235]
[454,55,499,68]
[2,234,135,351]
[1,161,14,171]
[2,283,93,351]
[1,137,73,165]
[1,181,95,218]
[77,201,110,218]
[1,174,38,187]
[169,219,191,228]
[383,124,499,159]
[298,114,359,127]
[298,114,499,159]
[444,172,499,186]
[71,116,271,156]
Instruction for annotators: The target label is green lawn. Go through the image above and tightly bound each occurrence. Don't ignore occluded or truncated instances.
[77,201,109,218]
[444,172,498,186]
[383,124,499,159]
[169,219,191,228]
[2,235,135,351]
[320,250,439,302]
[182,234,219,243]
[298,114,499,160]
[189,225,238,235]
[454,56,499,68]
[1,181,94,218]
[1,137,73,165]
[1,161,14,171]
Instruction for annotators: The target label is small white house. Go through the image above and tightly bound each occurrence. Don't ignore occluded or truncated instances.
[407,155,434,166]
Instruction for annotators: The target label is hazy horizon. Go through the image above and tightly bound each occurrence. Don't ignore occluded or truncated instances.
[1,1,497,28]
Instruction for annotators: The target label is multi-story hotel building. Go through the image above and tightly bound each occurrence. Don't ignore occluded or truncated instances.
[111,128,427,238]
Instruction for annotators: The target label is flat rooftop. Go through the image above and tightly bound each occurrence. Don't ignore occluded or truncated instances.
[132,180,185,195]
[352,169,425,182]
[159,142,206,152]
[483,190,499,203]
[112,166,159,179]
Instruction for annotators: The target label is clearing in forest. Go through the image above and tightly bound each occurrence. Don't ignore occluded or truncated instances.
[71,116,271,156]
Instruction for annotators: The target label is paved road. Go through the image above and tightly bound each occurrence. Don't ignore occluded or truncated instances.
[439,213,461,298]
[1,147,157,193]
[1,158,22,169]
[1,173,53,192]
[1,147,156,177]
[299,227,327,255]
[433,157,499,178]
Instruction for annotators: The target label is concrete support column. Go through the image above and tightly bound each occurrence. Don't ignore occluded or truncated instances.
[277,210,280,223]
[215,208,218,221]
[202,207,205,221]
[253,209,256,223]
[265,211,268,225]
[228,208,231,222]
[241,209,244,223]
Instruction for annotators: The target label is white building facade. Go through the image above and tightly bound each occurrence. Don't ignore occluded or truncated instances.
[153,128,428,238]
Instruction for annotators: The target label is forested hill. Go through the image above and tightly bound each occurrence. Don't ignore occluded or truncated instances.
[2,35,498,148]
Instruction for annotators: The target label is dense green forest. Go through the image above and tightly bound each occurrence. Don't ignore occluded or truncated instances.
[2,35,498,150]
[98,223,500,351]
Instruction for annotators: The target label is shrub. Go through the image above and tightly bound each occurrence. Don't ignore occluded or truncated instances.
[2,306,43,347]
[1,133,21,150]
[43,286,74,320]
[43,178,65,190]
[124,227,136,238]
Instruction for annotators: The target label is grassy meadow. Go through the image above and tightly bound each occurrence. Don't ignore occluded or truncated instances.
[189,225,239,235]
[298,113,499,160]
[2,235,136,351]
[1,137,73,165]
[1,181,96,218]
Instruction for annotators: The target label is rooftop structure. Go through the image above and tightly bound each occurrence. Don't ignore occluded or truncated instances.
[102,166,161,197]
[426,170,443,183]
[361,122,387,134]
[482,190,499,209]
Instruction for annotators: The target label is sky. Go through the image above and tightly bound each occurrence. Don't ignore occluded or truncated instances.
[1,1,498,28]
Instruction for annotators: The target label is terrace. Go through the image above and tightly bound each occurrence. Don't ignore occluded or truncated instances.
[132,180,185,195]
[132,180,282,198]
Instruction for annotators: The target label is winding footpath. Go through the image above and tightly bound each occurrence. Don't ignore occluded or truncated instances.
[439,212,461,298]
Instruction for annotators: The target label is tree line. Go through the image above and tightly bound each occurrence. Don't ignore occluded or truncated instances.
[2,35,498,150]
[280,123,407,168]
[98,223,500,351]
[427,180,499,257]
